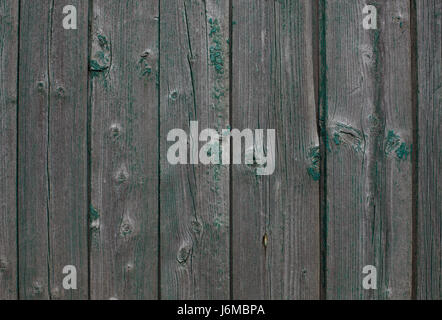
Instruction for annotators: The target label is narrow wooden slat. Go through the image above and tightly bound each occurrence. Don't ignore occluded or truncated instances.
[0,0,18,300]
[416,0,441,300]
[160,0,230,299]
[90,0,159,299]
[18,0,89,299]
[321,0,412,299]
[232,0,320,299]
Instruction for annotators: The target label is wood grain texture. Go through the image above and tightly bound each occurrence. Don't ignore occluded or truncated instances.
[232,0,320,299]
[0,0,439,301]
[18,0,89,299]
[321,0,413,299]
[160,0,230,299]
[416,0,442,300]
[90,0,159,299]
[0,0,18,300]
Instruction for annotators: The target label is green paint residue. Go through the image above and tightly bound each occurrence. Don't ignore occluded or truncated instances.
[385,130,401,154]
[206,17,228,204]
[393,16,404,28]
[90,34,111,73]
[395,142,410,160]
[137,57,152,78]
[333,132,341,145]
[90,59,107,72]
[89,205,100,232]
[90,205,99,221]
[209,18,220,36]
[307,147,321,181]
[384,130,411,160]
[170,91,178,100]
[90,70,101,79]
[97,34,108,47]
[90,51,110,71]
[212,85,225,100]
[207,16,228,131]
[307,167,320,181]
[213,164,221,190]
[208,18,224,75]
[213,216,223,231]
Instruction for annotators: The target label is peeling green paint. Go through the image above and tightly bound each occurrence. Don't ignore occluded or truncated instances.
[385,130,401,154]
[212,85,225,100]
[208,18,224,75]
[137,57,152,78]
[90,34,111,72]
[207,16,228,134]
[97,34,109,47]
[395,142,411,160]
[90,59,107,72]
[333,132,341,145]
[384,130,411,160]
[90,205,99,221]
[307,146,321,181]
[90,205,100,232]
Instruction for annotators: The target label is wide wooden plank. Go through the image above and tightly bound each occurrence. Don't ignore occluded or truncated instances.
[232,0,320,299]
[160,0,230,299]
[321,0,413,299]
[90,0,159,299]
[416,0,442,300]
[0,0,18,300]
[18,0,89,299]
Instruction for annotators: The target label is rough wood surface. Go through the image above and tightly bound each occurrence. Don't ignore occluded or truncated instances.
[160,0,230,299]
[18,0,89,299]
[90,0,159,299]
[0,0,18,300]
[321,0,413,299]
[232,0,320,299]
[416,0,441,300]
[1,0,441,301]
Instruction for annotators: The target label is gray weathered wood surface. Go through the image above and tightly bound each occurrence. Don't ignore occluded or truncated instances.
[232,0,320,299]
[416,0,441,300]
[17,0,89,299]
[0,0,440,300]
[160,0,230,299]
[90,0,159,299]
[321,0,412,299]
[321,0,413,299]
[0,0,18,300]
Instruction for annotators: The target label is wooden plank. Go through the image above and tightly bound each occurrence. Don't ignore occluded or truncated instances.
[0,0,18,300]
[90,0,159,299]
[18,0,89,299]
[416,0,442,300]
[160,0,230,299]
[232,0,320,299]
[321,0,413,299]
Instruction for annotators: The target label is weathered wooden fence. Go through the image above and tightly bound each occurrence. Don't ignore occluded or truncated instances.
[0,0,440,300]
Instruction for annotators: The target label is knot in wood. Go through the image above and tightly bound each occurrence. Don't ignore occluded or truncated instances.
[110,123,122,138]
[177,244,192,264]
